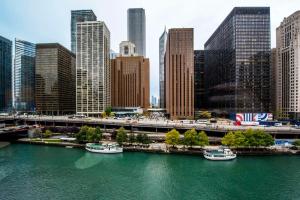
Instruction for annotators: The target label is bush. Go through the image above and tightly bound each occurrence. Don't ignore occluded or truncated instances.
[222,129,274,147]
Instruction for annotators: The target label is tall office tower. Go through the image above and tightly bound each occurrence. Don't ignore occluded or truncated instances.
[14,39,36,111]
[165,28,194,119]
[159,28,167,108]
[205,7,271,113]
[276,11,300,120]
[111,42,150,109]
[270,48,277,115]
[35,43,76,115]
[76,21,111,117]
[127,8,146,56]
[0,36,12,112]
[194,50,205,111]
[71,10,97,54]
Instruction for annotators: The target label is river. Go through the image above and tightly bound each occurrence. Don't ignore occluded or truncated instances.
[0,144,299,200]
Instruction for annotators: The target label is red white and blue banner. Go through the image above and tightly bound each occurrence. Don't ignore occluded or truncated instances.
[236,113,273,122]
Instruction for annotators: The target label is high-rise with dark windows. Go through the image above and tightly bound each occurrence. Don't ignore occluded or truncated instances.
[194,50,205,111]
[35,43,76,115]
[71,10,97,54]
[127,8,146,56]
[14,39,36,111]
[0,36,12,112]
[204,7,271,113]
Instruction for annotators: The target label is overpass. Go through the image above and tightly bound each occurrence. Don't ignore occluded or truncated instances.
[0,116,300,139]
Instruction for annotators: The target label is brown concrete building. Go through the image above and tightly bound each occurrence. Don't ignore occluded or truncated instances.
[35,43,76,115]
[165,28,194,119]
[111,56,150,109]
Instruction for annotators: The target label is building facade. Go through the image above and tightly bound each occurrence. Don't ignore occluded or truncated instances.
[71,10,97,54]
[270,48,277,115]
[35,43,76,115]
[76,21,111,117]
[165,28,194,119]
[194,50,205,111]
[0,36,12,112]
[159,28,167,108]
[14,39,36,111]
[111,56,150,109]
[276,11,300,119]
[127,8,146,56]
[204,7,271,113]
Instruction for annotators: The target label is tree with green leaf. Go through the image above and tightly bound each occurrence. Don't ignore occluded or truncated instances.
[116,127,127,146]
[198,131,209,146]
[165,129,180,147]
[43,130,53,138]
[293,139,300,146]
[76,125,89,143]
[129,133,136,144]
[142,133,150,144]
[184,128,198,147]
[136,133,143,143]
[221,131,236,146]
[105,106,112,116]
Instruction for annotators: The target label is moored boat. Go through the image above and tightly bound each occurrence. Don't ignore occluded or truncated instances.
[85,143,123,154]
[203,147,236,161]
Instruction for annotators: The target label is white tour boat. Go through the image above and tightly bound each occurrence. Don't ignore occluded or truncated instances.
[85,143,123,154]
[204,147,237,161]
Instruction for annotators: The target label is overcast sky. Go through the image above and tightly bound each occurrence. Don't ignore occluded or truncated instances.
[1,0,299,98]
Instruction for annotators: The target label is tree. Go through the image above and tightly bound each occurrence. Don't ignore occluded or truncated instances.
[43,130,53,138]
[136,133,143,143]
[86,127,102,143]
[165,129,180,147]
[199,111,211,119]
[221,131,235,146]
[94,126,102,141]
[105,106,112,116]
[198,131,209,146]
[76,125,89,143]
[184,128,198,147]
[101,112,107,118]
[142,133,150,144]
[116,127,127,146]
[129,133,136,144]
[86,127,95,142]
[293,139,300,147]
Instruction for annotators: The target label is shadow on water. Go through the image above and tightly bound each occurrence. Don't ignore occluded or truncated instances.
[74,152,123,170]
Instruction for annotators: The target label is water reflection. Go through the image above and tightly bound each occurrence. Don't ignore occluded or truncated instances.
[75,152,123,169]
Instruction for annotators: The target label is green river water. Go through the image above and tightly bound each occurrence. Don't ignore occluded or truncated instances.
[0,144,299,200]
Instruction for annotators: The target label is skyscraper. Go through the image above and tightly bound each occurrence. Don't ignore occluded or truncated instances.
[194,50,205,111]
[71,10,97,54]
[159,27,167,108]
[127,8,146,56]
[35,43,76,115]
[76,21,111,117]
[0,36,12,112]
[14,39,36,111]
[205,7,271,113]
[165,28,194,119]
[276,11,300,119]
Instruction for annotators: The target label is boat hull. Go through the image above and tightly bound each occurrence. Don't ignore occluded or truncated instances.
[85,147,123,154]
[204,154,236,161]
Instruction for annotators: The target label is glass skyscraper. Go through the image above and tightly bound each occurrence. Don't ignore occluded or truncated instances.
[127,8,146,56]
[71,10,97,54]
[14,39,36,111]
[194,50,205,110]
[0,35,12,112]
[205,7,271,113]
[159,27,167,108]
